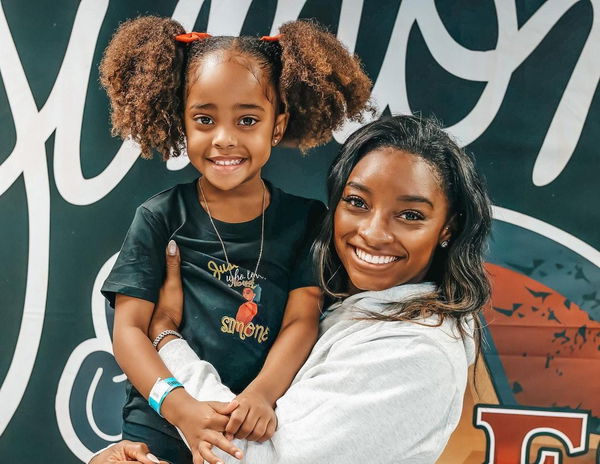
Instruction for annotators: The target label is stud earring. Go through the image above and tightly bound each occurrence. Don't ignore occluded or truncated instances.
[273,138,279,146]
[440,240,449,248]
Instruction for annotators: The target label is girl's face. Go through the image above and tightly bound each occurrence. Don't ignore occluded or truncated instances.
[333,147,452,294]
[184,51,288,191]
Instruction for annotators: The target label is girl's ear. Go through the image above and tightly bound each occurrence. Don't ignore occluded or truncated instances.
[272,112,289,146]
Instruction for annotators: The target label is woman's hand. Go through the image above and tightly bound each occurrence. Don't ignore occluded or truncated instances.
[149,240,184,343]
[88,440,167,464]
[225,387,277,443]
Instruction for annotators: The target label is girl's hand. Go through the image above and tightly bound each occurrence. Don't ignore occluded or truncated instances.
[225,388,277,442]
[88,440,167,464]
[149,240,183,341]
[164,393,243,464]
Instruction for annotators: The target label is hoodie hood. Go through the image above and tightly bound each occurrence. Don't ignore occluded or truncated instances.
[320,282,476,365]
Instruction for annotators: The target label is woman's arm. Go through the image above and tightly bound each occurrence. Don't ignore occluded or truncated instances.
[159,325,467,464]
[148,241,467,464]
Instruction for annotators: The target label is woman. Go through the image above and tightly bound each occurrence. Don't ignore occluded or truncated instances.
[92,114,492,464]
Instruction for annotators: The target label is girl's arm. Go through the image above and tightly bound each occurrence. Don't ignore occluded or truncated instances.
[225,287,322,440]
[113,295,242,463]
[224,200,327,441]
[113,294,175,399]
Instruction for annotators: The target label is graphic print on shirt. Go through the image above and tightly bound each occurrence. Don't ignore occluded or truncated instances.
[236,287,259,324]
[208,260,271,343]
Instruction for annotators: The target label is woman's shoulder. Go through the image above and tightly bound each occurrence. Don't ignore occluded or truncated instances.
[334,314,476,369]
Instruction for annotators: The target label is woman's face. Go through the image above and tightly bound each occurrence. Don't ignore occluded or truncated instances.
[333,147,452,294]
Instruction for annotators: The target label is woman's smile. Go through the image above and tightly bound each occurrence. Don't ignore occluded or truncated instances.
[351,245,401,266]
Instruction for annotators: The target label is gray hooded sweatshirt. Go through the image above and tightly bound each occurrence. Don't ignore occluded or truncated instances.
[159,282,475,463]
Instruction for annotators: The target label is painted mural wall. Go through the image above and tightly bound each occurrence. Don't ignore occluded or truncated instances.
[1,0,598,462]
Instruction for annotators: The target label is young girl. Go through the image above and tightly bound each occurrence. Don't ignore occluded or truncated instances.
[99,16,372,463]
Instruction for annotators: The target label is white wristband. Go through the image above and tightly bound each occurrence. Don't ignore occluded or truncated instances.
[148,377,183,416]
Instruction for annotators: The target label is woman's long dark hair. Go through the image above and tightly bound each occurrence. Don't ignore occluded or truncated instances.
[313,114,492,337]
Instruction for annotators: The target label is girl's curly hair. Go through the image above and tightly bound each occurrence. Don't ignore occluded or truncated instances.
[99,16,374,159]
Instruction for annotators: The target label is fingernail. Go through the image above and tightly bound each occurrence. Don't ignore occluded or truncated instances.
[146,453,160,464]
[235,451,243,459]
[167,240,177,256]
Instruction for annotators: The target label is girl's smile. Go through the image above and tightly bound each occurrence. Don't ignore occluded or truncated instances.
[207,156,247,171]
[334,147,452,294]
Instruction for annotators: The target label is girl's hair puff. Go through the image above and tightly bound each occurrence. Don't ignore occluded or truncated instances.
[277,20,374,150]
[100,16,373,159]
[99,16,186,159]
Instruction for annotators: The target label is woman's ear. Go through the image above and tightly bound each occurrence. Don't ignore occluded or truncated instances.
[272,112,289,146]
[439,216,455,247]
[440,225,452,243]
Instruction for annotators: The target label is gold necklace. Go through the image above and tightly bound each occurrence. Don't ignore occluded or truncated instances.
[198,178,266,282]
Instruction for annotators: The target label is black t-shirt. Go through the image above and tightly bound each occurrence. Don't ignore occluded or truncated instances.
[101,179,325,438]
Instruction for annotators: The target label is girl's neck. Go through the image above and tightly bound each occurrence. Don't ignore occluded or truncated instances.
[198,175,270,223]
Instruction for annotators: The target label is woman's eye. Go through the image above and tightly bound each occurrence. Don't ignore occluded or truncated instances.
[195,116,214,125]
[399,210,424,221]
[239,117,257,126]
[342,195,367,209]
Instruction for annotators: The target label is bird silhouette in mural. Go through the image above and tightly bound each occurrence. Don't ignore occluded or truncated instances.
[547,308,561,323]
[582,291,600,308]
[553,330,570,344]
[526,287,552,302]
[574,265,590,283]
[575,325,587,344]
[507,259,544,276]
[492,303,522,317]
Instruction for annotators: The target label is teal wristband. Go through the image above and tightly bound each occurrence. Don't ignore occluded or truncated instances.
[148,377,183,417]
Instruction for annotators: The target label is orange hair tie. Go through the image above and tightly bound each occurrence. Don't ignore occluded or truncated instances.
[260,34,283,42]
[175,32,212,43]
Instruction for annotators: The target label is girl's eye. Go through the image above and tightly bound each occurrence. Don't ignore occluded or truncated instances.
[239,117,258,126]
[398,210,424,221]
[195,116,214,125]
[342,195,367,209]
